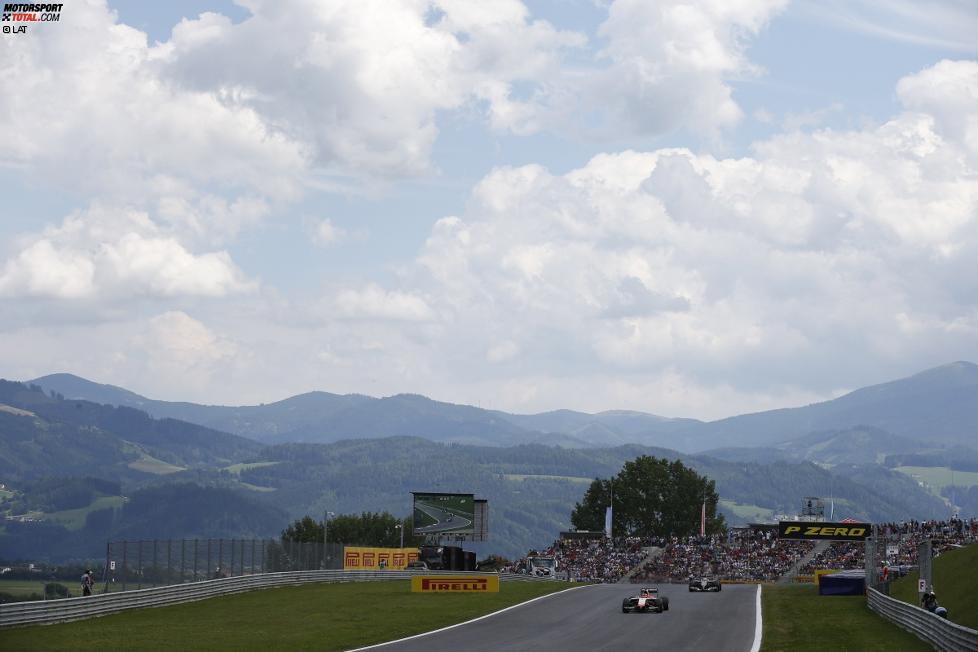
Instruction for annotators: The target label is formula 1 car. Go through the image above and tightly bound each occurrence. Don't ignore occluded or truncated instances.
[622,587,669,613]
[688,576,722,592]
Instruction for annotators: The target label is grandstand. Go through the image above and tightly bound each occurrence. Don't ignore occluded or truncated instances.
[511,517,978,586]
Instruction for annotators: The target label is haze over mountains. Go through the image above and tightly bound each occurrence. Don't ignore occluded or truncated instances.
[2,362,976,561]
[28,361,978,453]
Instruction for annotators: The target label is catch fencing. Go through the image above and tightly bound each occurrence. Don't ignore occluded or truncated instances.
[867,587,978,652]
[0,570,557,628]
[100,539,344,592]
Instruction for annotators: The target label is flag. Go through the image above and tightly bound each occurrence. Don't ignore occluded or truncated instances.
[604,506,612,538]
[700,501,706,537]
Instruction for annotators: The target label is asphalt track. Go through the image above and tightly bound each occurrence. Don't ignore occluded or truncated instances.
[365,582,759,651]
[414,502,473,534]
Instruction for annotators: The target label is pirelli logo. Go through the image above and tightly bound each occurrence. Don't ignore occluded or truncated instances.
[778,521,871,541]
[411,575,500,593]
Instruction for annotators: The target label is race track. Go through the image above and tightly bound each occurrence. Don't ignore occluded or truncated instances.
[363,582,759,652]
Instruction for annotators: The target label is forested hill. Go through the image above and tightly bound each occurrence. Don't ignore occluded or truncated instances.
[0,380,262,481]
[236,437,947,558]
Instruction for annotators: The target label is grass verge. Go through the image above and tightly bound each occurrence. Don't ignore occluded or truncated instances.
[889,542,978,631]
[761,584,930,652]
[0,579,571,651]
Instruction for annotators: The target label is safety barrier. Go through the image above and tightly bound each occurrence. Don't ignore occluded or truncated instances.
[867,587,978,652]
[0,570,555,629]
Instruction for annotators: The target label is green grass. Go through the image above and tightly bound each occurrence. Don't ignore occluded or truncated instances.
[894,466,978,494]
[127,454,185,475]
[888,542,978,630]
[222,461,281,475]
[761,584,930,652]
[45,495,126,530]
[720,499,775,522]
[503,474,593,483]
[237,482,277,493]
[0,580,571,651]
[0,578,49,598]
[0,488,14,500]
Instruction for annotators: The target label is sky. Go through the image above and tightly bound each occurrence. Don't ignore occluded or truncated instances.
[1,0,977,419]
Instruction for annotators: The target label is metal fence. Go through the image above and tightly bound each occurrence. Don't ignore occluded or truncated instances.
[101,539,345,592]
[0,570,562,629]
[867,587,978,652]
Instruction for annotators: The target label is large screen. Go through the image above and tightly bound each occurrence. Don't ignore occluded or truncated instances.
[412,492,475,535]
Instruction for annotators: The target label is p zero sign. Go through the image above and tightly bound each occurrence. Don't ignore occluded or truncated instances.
[778,521,871,541]
[411,575,500,593]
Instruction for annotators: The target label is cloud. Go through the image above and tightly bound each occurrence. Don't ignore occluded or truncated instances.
[806,0,978,53]
[333,283,434,322]
[311,219,346,246]
[0,206,254,300]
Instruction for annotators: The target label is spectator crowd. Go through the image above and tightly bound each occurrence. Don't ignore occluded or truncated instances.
[509,516,977,584]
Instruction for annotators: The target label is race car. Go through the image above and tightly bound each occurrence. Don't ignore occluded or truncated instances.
[622,587,669,613]
[688,576,722,592]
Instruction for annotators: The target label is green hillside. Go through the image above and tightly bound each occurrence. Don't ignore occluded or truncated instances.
[889,543,978,630]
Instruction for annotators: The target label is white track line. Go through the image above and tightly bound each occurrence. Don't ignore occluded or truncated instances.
[347,583,593,651]
[750,584,763,652]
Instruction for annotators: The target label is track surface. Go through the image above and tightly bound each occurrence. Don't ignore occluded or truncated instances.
[369,582,758,651]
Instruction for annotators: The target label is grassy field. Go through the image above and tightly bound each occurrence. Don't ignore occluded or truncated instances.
[222,461,281,475]
[127,453,186,475]
[0,580,570,651]
[888,542,978,631]
[761,584,930,651]
[720,499,775,522]
[894,466,978,493]
[502,474,593,483]
[45,495,127,530]
[0,578,50,598]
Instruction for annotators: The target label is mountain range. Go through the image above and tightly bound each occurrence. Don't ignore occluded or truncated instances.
[26,361,978,452]
[2,362,976,562]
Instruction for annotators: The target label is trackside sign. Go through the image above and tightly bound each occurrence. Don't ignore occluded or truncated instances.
[778,521,871,541]
[411,575,499,593]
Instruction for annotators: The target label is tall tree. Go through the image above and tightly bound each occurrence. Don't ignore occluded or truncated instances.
[570,455,725,537]
[282,512,422,547]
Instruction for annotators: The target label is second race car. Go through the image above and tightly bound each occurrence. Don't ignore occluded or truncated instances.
[688,576,722,592]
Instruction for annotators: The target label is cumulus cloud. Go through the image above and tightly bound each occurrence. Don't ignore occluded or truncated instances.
[0,206,253,300]
[333,284,434,322]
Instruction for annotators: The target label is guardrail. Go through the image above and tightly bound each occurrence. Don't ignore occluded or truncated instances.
[0,570,555,629]
[867,587,978,652]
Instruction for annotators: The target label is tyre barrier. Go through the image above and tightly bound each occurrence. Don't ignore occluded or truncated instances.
[867,587,978,652]
[0,570,556,629]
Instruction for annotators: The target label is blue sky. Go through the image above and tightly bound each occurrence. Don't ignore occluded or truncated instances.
[1,1,976,419]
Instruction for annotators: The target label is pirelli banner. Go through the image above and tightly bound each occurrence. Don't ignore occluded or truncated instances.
[778,521,871,541]
[343,547,419,570]
[411,575,500,593]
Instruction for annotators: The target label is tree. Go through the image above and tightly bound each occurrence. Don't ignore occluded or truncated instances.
[281,512,423,547]
[570,455,725,537]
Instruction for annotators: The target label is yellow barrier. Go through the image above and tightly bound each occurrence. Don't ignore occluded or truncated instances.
[411,575,500,593]
[343,547,418,570]
[814,569,840,585]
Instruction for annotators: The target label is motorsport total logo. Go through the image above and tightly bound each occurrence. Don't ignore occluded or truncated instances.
[2,3,62,35]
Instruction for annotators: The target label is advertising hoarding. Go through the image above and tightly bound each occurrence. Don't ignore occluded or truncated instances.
[778,521,871,541]
[343,547,418,570]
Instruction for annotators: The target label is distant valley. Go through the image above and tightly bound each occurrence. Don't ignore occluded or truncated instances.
[1,362,977,561]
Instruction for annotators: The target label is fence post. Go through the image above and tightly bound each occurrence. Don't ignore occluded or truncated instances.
[181,539,186,584]
[103,541,111,594]
[193,539,198,582]
[166,539,171,587]
[152,539,158,587]
[122,541,128,592]
[218,539,224,578]
[230,539,235,577]
[137,541,143,590]
[207,540,212,580]
[261,540,266,574]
